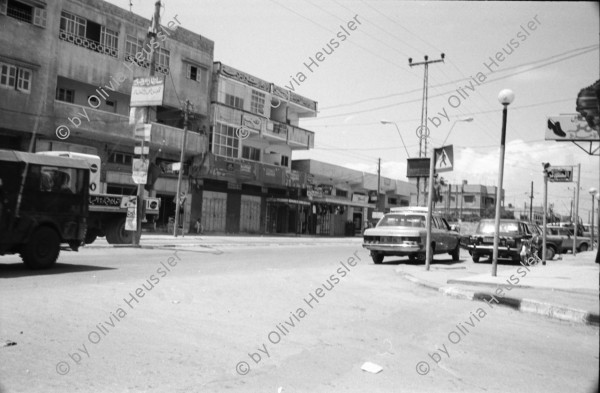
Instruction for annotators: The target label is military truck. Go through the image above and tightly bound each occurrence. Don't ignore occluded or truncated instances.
[36,151,160,245]
[0,150,89,268]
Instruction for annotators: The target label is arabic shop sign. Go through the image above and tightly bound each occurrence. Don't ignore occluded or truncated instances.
[130,76,165,107]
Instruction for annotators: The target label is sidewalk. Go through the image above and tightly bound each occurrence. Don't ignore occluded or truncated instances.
[87,233,364,249]
[395,251,599,326]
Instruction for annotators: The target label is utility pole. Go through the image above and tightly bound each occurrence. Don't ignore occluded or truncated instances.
[133,0,161,246]
[377,158,381,211]
[573,163,581,256]
[542,166,549,265]
[173,100,191,237]
[459,180,465,221]
[529,181,534,222]
[409,54,445,207]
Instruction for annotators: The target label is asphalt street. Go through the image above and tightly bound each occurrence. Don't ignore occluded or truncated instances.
[0,244,598,393]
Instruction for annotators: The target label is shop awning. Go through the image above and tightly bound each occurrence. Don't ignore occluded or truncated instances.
[267,198,311,206]
[310,197,375,209]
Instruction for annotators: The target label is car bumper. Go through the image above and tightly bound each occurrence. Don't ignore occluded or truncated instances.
[362,243,422,254]
[467,244,519,258]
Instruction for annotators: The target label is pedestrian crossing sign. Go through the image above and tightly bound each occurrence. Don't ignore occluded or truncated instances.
[434,145,453,173]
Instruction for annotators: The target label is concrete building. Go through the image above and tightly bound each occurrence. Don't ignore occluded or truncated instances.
[0,0,214,231]
[292,159,415,235]
[426,182,505,221]
[187,62,317,234]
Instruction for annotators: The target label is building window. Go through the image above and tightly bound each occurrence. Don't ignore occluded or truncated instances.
[186,64,206,83]
[6,0,31,23]
[4,0,44,26]
[88,95,100,107]
[464,195,475,204]
[0,62,31,93]
[109,152,132,165]
[250,90,266,115]
[225,94,244,110]
[336,189,348,198]
[100,26,119,51]
[0,63,17,89]
[60,11,86,37]
[59,11,118,58]
[107,184,136,195]
[56,87,75,103]
[388,197,398,205]
[280,155,289,167]
[156,48,170,74]
[242,146,260,162]
[213,122,239,158]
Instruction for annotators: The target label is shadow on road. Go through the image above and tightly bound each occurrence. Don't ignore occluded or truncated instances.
[0,262,116,278]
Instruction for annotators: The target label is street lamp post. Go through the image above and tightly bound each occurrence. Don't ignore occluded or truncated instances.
[590,188,598,251]
[380,120,411,158]
[491,89,514,277]
[441,117,474,147]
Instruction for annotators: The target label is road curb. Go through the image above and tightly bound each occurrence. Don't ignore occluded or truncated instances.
[396,270,600,327]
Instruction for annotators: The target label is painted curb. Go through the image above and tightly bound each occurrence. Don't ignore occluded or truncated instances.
[397,270,599,327]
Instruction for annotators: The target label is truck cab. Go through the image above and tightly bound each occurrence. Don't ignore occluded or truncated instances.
[0,150,89,269]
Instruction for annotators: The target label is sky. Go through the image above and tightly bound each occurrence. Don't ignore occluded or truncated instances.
[107,0,600,221]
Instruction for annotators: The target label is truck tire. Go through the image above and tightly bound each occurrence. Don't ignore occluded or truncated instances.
[578,243,588,252]
[472,252,481,263]
[106,217,140,244]
[84,229,98,245]
[21,226,61,269]
[105,220,119,244]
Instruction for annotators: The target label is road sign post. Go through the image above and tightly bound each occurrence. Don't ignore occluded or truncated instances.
[425,145,454,270]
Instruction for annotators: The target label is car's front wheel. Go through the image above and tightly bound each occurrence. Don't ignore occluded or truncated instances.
[472,252,481,263]
[578,243,588,252]
[450,243,460,261]
[539,245,556,260]
[371,252,384,264]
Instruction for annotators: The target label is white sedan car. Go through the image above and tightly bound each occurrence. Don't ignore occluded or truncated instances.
[362,207,461,264]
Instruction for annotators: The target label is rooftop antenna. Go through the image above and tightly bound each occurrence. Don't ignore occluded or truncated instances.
[129,1,133,12]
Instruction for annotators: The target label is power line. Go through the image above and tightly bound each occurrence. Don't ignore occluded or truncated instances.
[318,45,597,111]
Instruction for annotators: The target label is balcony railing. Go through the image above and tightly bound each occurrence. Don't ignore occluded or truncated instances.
[53,101,206,155]
[58,30,118,58]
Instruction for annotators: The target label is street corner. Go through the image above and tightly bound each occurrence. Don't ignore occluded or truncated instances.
[395,269,444,292]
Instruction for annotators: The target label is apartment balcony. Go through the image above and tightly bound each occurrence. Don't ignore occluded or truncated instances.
[264,120,315,150]
[53,101,207,155]
[193,153,308,188]
[216,106,314,150]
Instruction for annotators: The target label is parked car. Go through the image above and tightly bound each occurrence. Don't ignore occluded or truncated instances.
[466,219,563,262]
[546,225,592,253]
[362,207,461,264]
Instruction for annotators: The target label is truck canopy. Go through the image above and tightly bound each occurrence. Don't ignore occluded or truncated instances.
[0,150,90,170]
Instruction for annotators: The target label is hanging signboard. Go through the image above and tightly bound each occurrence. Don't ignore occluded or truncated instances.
[130,76,165,107]
[132,158,149,184]
[407,158,431,178]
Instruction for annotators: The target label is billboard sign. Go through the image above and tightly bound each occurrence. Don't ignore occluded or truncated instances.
[548,166,574,182]
[546,115,599,141]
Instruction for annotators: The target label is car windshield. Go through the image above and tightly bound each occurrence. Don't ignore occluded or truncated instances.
[377,214,425,228]
[477,221,519,234]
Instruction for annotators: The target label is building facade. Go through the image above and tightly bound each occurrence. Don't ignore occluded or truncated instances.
[0,0,214,231]
[292,159,415,235]
[187,62,317,234]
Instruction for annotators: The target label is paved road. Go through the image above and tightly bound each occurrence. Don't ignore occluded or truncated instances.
[0,246,598,393]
